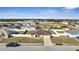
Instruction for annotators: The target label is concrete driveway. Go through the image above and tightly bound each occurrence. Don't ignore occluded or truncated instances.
[43,36,53,46]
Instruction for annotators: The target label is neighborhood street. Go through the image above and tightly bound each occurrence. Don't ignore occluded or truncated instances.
[0,46,79,51]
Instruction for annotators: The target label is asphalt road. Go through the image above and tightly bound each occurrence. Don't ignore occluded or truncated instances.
[0,46,79,51]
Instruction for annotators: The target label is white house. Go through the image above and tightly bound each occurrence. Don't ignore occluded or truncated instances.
[65,29,79,38]
[51,29,69,37]
[3,24,35,32]
[63,21,68,25]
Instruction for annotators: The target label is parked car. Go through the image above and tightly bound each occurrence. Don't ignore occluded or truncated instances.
[76,49,79,51]
[76,36,79,39]
[56,43,63,45]
[6,42,20,47]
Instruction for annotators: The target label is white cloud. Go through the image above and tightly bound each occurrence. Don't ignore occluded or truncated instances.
[64,7,77,9]
[0,11,16,15]
[39,9,58,15]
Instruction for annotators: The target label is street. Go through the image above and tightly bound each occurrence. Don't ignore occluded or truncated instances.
[0,46,79,51]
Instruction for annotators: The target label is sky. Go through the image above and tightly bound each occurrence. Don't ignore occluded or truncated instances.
[0,7,79,19]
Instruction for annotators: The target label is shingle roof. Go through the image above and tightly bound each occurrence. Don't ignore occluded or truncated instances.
[27,29,51,35]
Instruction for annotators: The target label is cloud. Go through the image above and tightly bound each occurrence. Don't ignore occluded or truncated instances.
[0,11,16,15]
[39,9,58,15]
[62,7,77,13]
[64,7,77,9]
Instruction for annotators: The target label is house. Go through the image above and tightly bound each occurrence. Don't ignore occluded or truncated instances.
[3,24,35,32]
[26,29,51,39]
[62,21,68,25]
[50,29,68,37]
[24,20,35,25]
[4,25,26,32]
[65,29,79,38]
[0,28,8,39]
[21,25,35,31]
[11,29,51,39]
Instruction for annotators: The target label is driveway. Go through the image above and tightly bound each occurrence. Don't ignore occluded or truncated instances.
[43,36,53,46]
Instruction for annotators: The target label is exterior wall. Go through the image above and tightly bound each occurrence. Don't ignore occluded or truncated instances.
[32,35,44,39]
[11,34,32,37]
[31,35,51,40]
[43,35,50,38]
[51,34,59,37]
[11,34,44,39]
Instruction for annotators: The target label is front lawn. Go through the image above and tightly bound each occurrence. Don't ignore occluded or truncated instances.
[51,36,79,43]
[0,37,43,43]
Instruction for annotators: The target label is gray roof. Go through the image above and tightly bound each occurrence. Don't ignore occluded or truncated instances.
[7,25,21,29]
[65,29,79,35]
[27,29,51,35]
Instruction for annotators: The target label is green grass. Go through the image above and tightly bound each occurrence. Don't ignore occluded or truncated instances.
[40,22,65,29]
[51,36,79,43]
[49,30,56,34]
[40,23,54,29]
[56,31,64,33]
[0,37,43,43]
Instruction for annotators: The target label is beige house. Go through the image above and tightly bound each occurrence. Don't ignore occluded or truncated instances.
[26,29,51,39]
[11,29,51,40]
[0,28,8,39]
